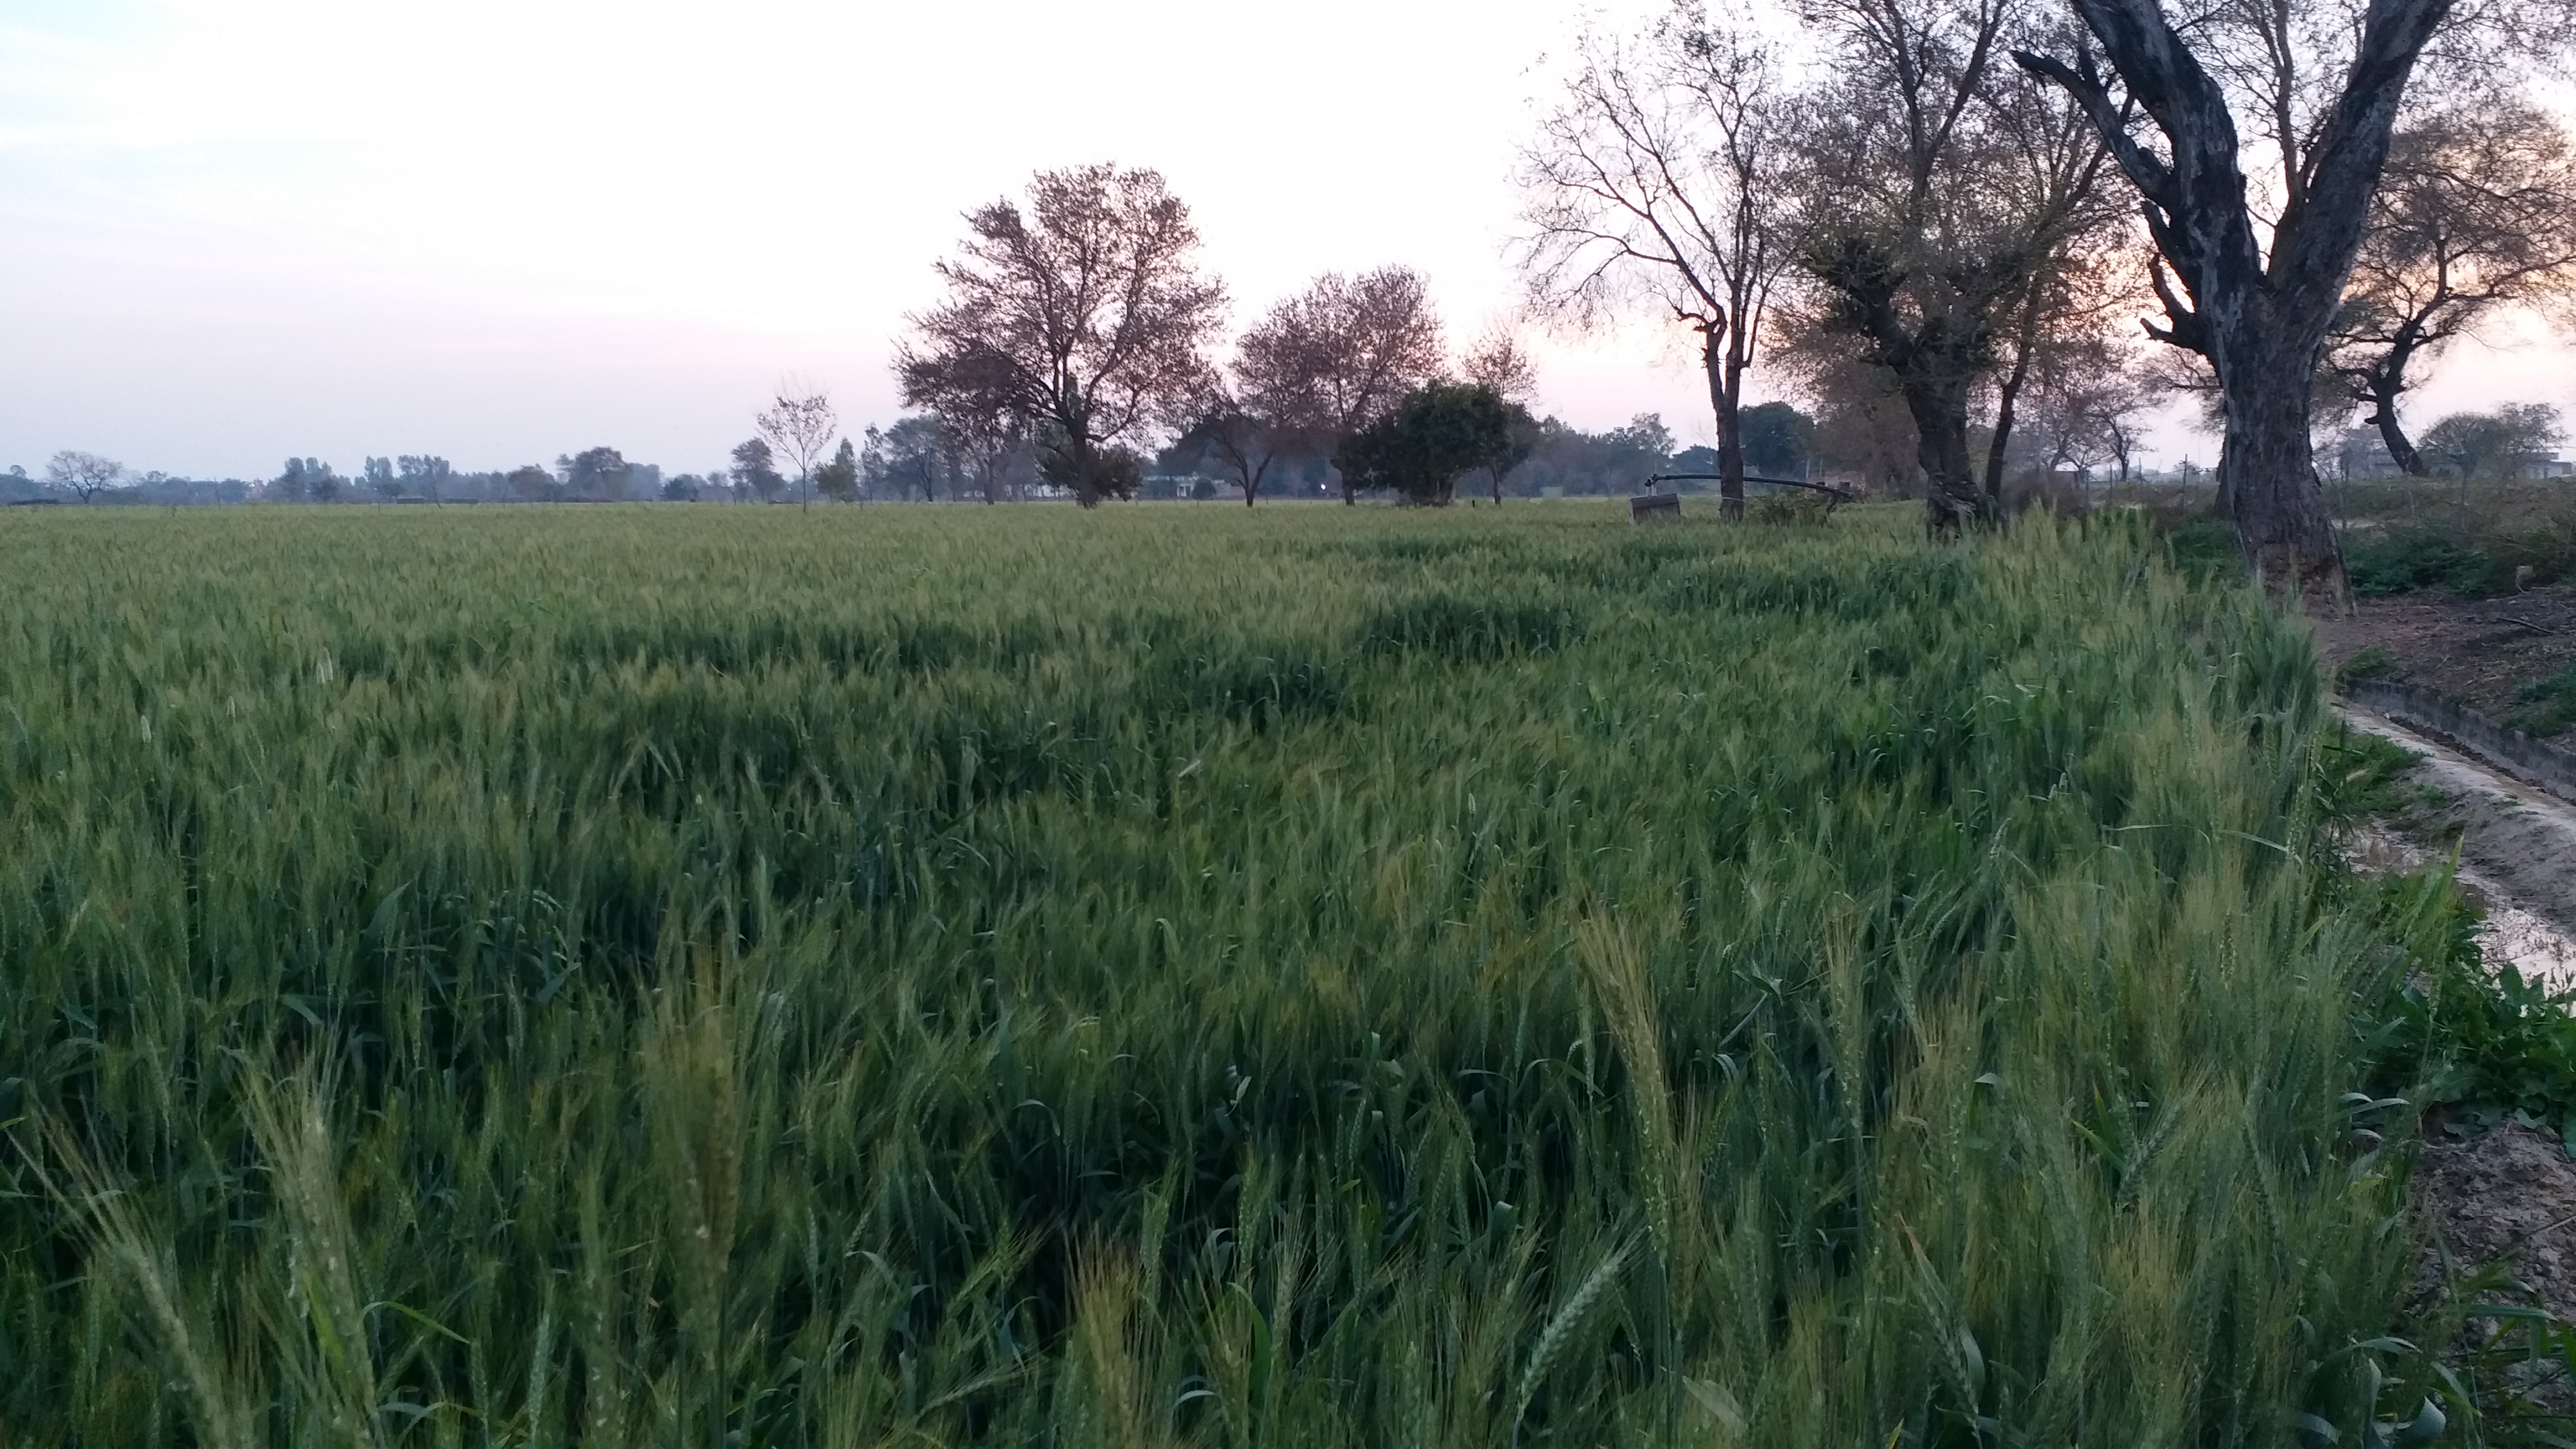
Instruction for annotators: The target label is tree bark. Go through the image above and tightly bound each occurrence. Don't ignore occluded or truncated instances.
[2366,389,2427,476]
[1702,328,1747,521]
[2354,323,2431,475]
[1982,287,2046,503]
[2213,323,2345,591]
[1902,376,1986,532]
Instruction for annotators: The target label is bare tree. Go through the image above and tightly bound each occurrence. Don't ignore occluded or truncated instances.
[1789,0,2127,534]
[2016,0,2576,591]
[2021,329,2155,493]
[2329,101,2576,476]
[1184,391,1284,508]
[755,386,838,508]
[1460,326,1542,504]
[1237,267,1445,504]
[1518,8,1790,519]
[899,342,1026,504]
[45,451,124,503]
[1460,326,1540,407]
[897,164,1226,506]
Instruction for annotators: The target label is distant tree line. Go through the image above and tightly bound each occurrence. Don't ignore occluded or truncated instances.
[27,0,2575,579]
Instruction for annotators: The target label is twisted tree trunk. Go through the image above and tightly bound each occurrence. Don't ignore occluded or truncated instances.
[1901,373,1987,533]
[2019,0,2459,598]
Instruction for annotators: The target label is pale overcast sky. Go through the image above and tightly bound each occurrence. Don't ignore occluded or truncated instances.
[0,0,2561,480]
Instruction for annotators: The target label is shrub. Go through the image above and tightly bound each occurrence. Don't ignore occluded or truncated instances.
[2339,644,2403,684]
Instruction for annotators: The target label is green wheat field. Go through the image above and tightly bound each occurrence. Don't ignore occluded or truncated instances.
[0,503,2440,1445]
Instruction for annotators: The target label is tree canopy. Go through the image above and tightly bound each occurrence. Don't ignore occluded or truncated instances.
[897,165,1226,506]
[1334,382,1518,506]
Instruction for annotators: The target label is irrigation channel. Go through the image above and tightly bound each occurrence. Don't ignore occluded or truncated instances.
[2340,703,2576,987]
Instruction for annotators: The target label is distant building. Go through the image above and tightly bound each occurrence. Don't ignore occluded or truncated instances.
[2334,427,2404,480]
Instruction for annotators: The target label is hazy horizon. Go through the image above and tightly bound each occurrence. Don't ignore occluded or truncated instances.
[3,0,2566,484]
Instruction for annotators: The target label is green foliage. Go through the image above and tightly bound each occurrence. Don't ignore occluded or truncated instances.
[2507,664,2576,737]
[1039,438,1143,503]
[2344,525,2529,597]
[1737,401,1816,477]
[1750,489,1838,526]
[2314,725,2424,819]
[0,503,2426,1445]
[2340,644,2404,685]
[2160,513,2241,583]
[814,438,861,503]
[2381,915,2576,1138]
[1336,381,1515,504]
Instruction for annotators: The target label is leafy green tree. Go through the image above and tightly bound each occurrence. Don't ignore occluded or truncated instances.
[814,439,861,502]
[1335,382,1516,505]
[558,447,632,502]
[2419,403,2564,479]
[397,456,453,500]
[1039,437,1142,501]
[272,457,342,503]
[728,439,783,503]
[861,418,955,501]
[1738,401,1816,477]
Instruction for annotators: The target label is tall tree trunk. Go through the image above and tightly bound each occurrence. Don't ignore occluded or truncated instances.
[2214,325,2344,591]
[1903,377,1985,533]
[2356,328,2430,476]
[1983,290,2045,503]
[1702,328,1746,521]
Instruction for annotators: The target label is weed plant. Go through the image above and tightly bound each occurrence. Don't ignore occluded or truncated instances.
[0,503,2459,1445]
[2331,479,2576,598]
[2506,666,2576,737]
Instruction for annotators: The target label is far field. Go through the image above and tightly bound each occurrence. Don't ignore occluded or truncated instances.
[0,503,2452,1445]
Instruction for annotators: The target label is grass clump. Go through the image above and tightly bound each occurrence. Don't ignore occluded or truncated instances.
[2345,525,2525,598]
[0,501,2452,1445]
[2508,664,2576,737]
[2341,643,2405,685]
[2332,478,2576,598]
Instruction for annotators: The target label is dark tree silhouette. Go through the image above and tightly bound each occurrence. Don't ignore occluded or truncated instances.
[1336,382,1517,506]
[45,451,124,503]
[2329,102,2576,476]
[2016,0,2576,590]
[1237,268,1445,504]
[1792,0,2126,534]
[728,439,783,503]
[897,165,1225,506]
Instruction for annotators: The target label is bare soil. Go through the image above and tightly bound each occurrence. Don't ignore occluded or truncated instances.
[2414,1118,2576,1317]
[2316,586,2576,736]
